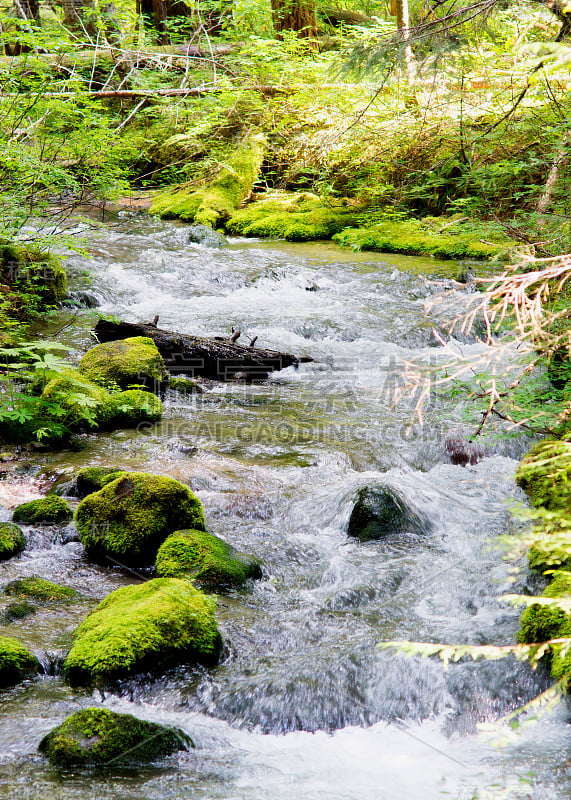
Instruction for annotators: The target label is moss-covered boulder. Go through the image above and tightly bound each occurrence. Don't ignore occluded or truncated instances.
[151,133,266,227]
[110,389,163,425]
[12,496,72,525]
[78,337,168,393]
[156,529,262,590]
[0,635,40,687]
[347,486,429,541]
[71,466,127,499]
[516,438,571,510]
[226,191,362,241]
[4,576,79,602]
[39,707,191,768]
[42,367,119,430]
[0,522,25,560]
[64,578,221,684]
[2,601,36,623]
[75,472,206,566]
[518,570,571,681]
[0,241,66,309]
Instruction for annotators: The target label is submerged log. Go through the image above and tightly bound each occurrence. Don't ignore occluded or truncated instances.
[93,318,312,381]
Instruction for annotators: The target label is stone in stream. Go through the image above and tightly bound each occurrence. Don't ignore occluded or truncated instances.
[0,635,40,687]
[0,522,26,560]
[347,485,430,541]
[64,578,221,685]
[4,576,79,602]
[156,529,262,590]
[187,222,228,248]
[78,336,168,393]
[74,472,206,567]
[38,707,192,768]
[12,496,72,525]
[69,466,127,499]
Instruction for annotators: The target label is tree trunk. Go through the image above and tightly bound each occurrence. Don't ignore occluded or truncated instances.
[62,0,98,38]
[395,0,415,85]
[271,0,317,44]
[93,318,312,381]
[139,0,192,45]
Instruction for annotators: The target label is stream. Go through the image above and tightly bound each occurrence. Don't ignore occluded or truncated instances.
[0,215,569,799]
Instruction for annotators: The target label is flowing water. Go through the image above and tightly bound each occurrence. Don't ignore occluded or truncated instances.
[0,216,569,799]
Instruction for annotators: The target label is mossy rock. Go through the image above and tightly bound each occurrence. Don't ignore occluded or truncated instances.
[2,601,36,623]
[75,472,206,566]
[0,241,66,306]
[518,570,571,681]
[0,635,40,687]
[78,337,168,393]
[156,529,262,590]
[110,389,163,426]
[72,466,127,499]
[39,707,191,768]
[332,216,513,260]
[12,496,72,525]
[151,133,266,227]
[516,438,571,510]
[4,576,79,602]
[64,578,221,684]
[42,367,119,430]
[0,522,25,560]
[226,191,362,241]
[187,223,228,248]
[347,486,428,541]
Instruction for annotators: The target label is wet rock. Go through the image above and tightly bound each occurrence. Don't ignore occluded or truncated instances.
[187,223,228,248]
[4,576,79,602]
[69,466,127,499]
[78,336,168,393]
[39,707,191,768]
[64,578,221,684]
[347,486,429,541]
[156,529,262,590]
[2,600,36,623]
[0,635,40,687]
[0,522,26,560]
[74,472,206,567]
[12,496,72,525]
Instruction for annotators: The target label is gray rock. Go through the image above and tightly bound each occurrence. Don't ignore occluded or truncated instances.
[187,223,228,248]
[347,485,431,541]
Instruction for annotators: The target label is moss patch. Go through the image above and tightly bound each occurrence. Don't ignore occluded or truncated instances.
[78,337,167,393]
[151,133,266,227]
[39,707,191,768]
[518,570,571,681]
[226,190,362,241]
[2,601,36,623]
[516,438,571,510]
[72,466,127,499]
[110,389,163,426]
[4,576,79,602]
[12,495,72,525]
[0,522,25,560]
[42,367,119,430]
[64,578,221,684]
[0,635,40,687]
[156,529,262,590]
[332,215,515,260]
[75,472,206,566]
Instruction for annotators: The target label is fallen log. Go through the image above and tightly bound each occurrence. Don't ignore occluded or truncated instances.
[93,318,313,381]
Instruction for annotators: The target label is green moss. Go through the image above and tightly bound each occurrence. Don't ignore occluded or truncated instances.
[0,635,40,686]
[0,241,67,306]
[110,389,163,425]
[12,495,72,525]
[168,376,202,394]
[4,576,78,601]
[0,522,25,560]
[156,529,262,590]
[2,601,36,623]
[78,337,167,392]
[64,578,221,684]
[151,133,266,227]
[516,438,571,510]
[75,472,206,566]
[226,191,362,241]
[518,570,571,681]
[332,217,513,260]
[39,707,191,768]
[73,466,127,499]
[42,367,119,429]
